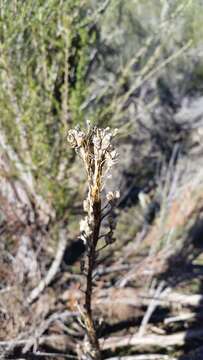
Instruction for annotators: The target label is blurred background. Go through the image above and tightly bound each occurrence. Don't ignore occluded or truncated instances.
[1,1,203,359]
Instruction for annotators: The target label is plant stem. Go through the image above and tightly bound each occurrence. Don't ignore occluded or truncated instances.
[67,125,118,359]
[84,198,102,360]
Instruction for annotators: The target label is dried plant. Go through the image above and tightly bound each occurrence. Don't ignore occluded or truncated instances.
[67,123,119,359]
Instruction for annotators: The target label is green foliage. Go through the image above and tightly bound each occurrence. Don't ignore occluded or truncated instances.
[0,0,94,218]
[69,27,90,124]
[0,0,202,221]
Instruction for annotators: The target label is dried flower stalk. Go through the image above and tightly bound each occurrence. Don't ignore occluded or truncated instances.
[67,123,119,359]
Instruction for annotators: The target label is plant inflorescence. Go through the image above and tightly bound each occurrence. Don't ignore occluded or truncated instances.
[68,122,119,359]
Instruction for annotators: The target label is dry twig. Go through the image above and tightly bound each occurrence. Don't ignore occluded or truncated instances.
[106,355,177,360]
[101,328,203,351]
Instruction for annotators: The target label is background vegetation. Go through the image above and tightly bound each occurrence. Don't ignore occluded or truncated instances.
[1,0,203,359]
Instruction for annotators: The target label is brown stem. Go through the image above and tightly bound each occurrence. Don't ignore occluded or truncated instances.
[84,198,102,360]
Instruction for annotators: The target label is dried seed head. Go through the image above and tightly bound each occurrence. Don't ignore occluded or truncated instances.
[67,130,78,148]
[67,123,119,249]
[67,125,118,187]
[83,199,89,212]
[106,190,120,203]
[80,217,92,238]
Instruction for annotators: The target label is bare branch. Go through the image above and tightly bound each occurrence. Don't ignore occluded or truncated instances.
[101,328,203,351]
[106,355,177,360]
